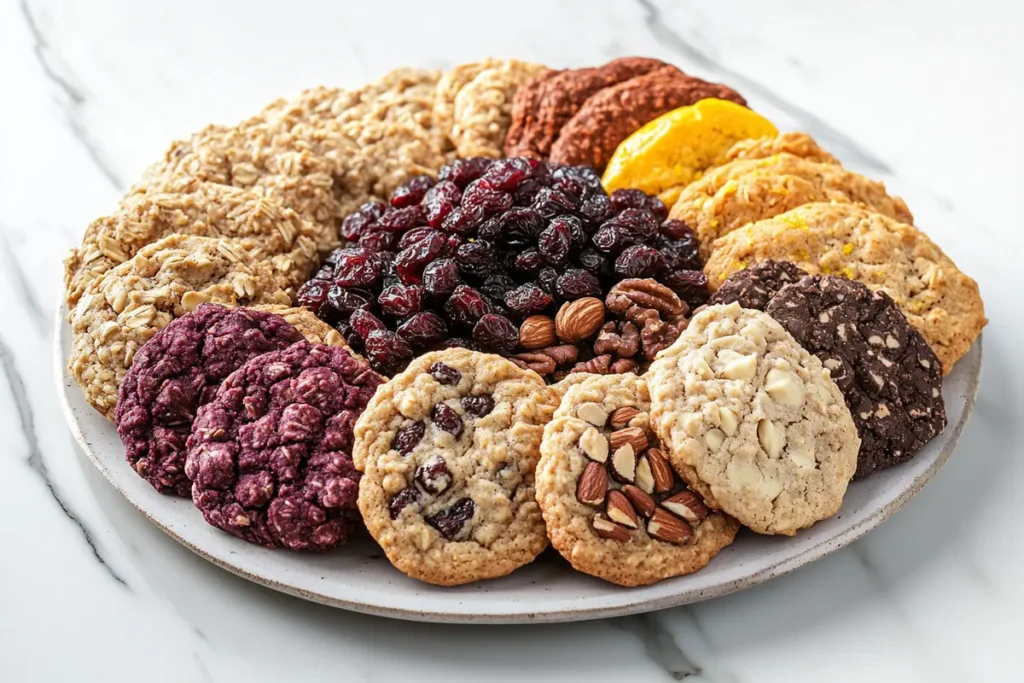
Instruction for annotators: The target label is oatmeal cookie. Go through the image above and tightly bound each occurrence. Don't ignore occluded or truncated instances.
[703,203,986,373]
[706,260,809,311]
[537,375,739,586]
[115,304,306,496]
[648,303,859,535]
[354,350,559,586]
[65,177,318,310]
[722,132,839,166]
[670,153,913,258]
[766,276,947,478]
[550,65,747,170]
[68,235,291,419]
[504,57,665,159]
[186,342,382,551]
[448,60,550,158]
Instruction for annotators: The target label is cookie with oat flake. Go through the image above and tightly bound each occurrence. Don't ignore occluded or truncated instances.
[68,235,290,420]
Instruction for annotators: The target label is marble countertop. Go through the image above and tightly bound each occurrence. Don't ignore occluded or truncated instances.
[1,0,1021,680]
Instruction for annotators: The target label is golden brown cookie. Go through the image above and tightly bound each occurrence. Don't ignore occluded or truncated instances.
[703,203,986,373]
[722,132,840,166]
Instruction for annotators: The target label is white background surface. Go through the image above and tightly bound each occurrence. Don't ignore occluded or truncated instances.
[1,1,1021,681]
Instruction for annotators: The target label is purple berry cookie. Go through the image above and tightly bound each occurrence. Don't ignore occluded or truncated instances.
[185,341,383,551]
[115,304,304,496]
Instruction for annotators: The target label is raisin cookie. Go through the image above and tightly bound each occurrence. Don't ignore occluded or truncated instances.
[537,374,739,586]
[647,303,860,535]
[115,304,306,496]
[670,153,913,258]
[354,350,559,586]
[69,235,291,419]
[766,276,946,478]
[703,203,987,373]
[706,260,809,311]
[186,342,382,551]
[65,177,318,310]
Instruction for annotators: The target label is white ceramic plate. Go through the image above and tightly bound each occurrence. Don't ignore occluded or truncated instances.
[55,307,981,623]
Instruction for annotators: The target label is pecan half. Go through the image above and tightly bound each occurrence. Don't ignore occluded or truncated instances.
[508,351,557,375]
[538,344,579,367]
[571,354,612,375]
[606,279,686,321]
[639,316,688,361]
[609,358,639,374]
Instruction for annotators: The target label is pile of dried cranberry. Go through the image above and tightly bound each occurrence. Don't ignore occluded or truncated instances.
[297,156,707,375]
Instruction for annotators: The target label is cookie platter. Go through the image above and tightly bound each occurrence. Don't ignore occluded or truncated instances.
[57,57,986,622]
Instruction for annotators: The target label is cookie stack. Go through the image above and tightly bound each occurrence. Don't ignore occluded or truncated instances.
[62,56,986,589]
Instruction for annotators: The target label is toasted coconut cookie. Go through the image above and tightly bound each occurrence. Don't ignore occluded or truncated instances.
[68,235,290,419]
[647,303,860,535]
[355,350,559,586]
[670,153,913,258]
[537,374,739,586]
[703,203,986,373]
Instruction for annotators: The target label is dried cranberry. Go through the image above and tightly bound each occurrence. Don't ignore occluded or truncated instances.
[422,258,462,296]
[594,209,659,253]
[552,164,602,192]
[438,157,493,189]
[340,201,386,241]
[441,205,486,235]
[326,286,373,315]
[662,270,710,308]
[538,218,572,266]
[660,218,695,240]
[376,205,426,233]
[349,309,387,343]
[504,284,553,317]
[426,498,475,539]
[479,157,532,191]
[390,175,435,208]
[456,241,497,278]
[579,194,614,226]
[389,488,420,518]
[379,284,424,318]
[397,312,448,348]
[429,362,462,385]
[462,180,513,219]
[334,320,356,347]
[610,188,667,220]
[461,395,495,417]
[532,188,576,218]
[395,231,445,284]
[333,249,382,288]
[363,330,414,376]
[414,455,452,494]
[473,313,519,352]
[537,267,559,294]
[494,208,544,247]
[513,179,545,206]
[657,235,702,272]
[358,230,397,253]
[398,227,442,250]
[480,273,517,302]
[578,248,613,279]
[439,337,477,351]
[431,402,464,438]
[297,280,329,314]
[444,285,493,326]
[394,421,425,455]
[443,234,465,258]
[423,181,462,227]
[615,244,668,278]
[556,269,602,299]
[513,249,546,278]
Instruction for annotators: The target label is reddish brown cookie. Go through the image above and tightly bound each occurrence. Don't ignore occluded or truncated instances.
[504,57,665,159]
[550,66,747,169]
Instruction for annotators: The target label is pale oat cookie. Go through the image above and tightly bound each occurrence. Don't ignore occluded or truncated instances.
[448,60,550,158]
[433,60,503,143]
[669,152,913,258]
[65,178,318,310]
[69,235,290,420]
[250,305,347,348]
[722,132,840,166]
[537,375,738,586]
[703,203,986,373]
[355,350,559,586]
[647,303,860,535]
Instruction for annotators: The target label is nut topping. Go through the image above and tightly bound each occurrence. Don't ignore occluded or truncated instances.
[579,427,609,463]
[645,447,675,493]
[606,490,640,529]
[555,297,606,343]
[576,461,608,506]
[661,490,709,523]
[634,455,656,494]
[609,426,648,454]
[621,484,656,518]
[608,405,640,430]
[757,418,785,458]
[610,443,637,483]
[648,508,693,544]
[577,402,609,427]
[592,514,632,542]
[764,367,805,407]
[519,315,557,350]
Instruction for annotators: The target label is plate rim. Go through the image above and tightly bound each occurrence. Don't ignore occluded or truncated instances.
[55,305,982,623]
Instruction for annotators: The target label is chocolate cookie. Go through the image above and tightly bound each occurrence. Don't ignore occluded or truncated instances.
[706,260,809,310]
[504,57,665,159]
[550,65,747,170]
[766,276,946,478]
[116,304,305,496]
[185,341,382,551]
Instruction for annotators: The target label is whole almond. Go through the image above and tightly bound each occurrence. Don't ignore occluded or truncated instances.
[555,297,606,343]
[592,514,631,542]
[609,426,648,454]
[576,461,608,506]
[606,490,639,529]
[662,490,709,523]
[648,508,693,544]
[608,406,640,429]
[519,315,557,350]
[621,484,656,518]
[645,447,675,493]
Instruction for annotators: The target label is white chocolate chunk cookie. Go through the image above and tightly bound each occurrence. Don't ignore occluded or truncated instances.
[647,303,859,535]
[354,349,559,586]
[537,374,738,586]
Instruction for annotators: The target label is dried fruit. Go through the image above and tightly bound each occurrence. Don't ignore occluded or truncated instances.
[461,395,495,417]
[389,487,420,519]
[473,313,519,352]
[432,402,464,438]
[429,362,462,385]
[426,498,476,539]
[414,455,452,494]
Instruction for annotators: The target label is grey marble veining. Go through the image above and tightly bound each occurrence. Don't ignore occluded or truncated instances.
[0,1,1021,681]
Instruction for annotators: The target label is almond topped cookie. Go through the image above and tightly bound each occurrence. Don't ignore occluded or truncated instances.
[537,374,739,586]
